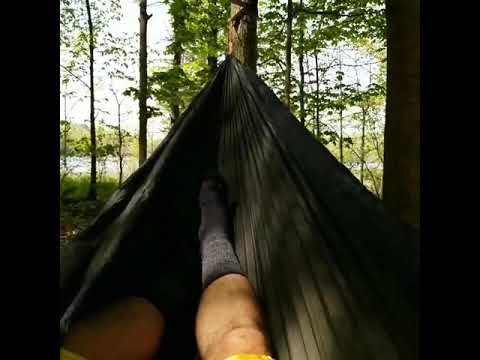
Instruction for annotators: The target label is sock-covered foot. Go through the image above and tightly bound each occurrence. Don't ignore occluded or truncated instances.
[198,174,243,289]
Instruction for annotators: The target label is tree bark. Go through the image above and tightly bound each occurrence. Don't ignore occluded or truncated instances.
[284,0,293,107]
[138,0,150,166]
[85,0,97,200]
[228,0,258,73]
[383,0,420,227]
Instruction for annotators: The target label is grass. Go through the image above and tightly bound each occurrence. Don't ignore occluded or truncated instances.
[61,175,118,203]
[60,175,119,241]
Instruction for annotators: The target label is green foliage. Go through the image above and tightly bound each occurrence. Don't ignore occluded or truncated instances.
[60,0,388,204]
[149,65,198,117]
[60,121,136,161]
[60,175,118,202]
[60,0,126,85]
[144,0,229,120]
[184,0,229,63]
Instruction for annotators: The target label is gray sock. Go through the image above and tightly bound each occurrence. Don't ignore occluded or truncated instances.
[198,177,244,289]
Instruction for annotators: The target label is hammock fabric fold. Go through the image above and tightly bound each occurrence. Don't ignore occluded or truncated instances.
[60,57,419,360]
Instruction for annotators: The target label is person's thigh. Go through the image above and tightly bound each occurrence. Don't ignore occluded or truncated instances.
[63,296,165,360]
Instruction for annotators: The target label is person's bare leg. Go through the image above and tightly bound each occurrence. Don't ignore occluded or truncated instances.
[63,296,165,360]
[196,274,272,360]
[196,174,272,360]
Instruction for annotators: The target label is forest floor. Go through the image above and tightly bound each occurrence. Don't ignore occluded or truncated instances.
[60,176,118,242]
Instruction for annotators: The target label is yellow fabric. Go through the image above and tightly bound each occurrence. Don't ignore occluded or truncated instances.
[60,348,87,360]
[60,348,273,360]
[224,355,274,360]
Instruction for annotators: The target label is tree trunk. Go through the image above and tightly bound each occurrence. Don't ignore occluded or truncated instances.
[298,0,305,125]
[383,0,420,227]
[62,89,68,170]
[170,0,185,125]
[314,52,320,138]
[171,50,181,124]
[111,88,124,186]
[338,49,344,164]
[85,0,96,200]
[299,56,305,124]
[117,102,123,186]
[355,57,366,184]
[360,107,366,184]
[284,0,293,107]
[208,1,218,77]
[228,0,258,73]
[339,110,344,164]
[208,27,218,76]
[138,0,150,166]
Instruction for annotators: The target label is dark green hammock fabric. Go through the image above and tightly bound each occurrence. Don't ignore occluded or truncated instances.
[60,57,419,360]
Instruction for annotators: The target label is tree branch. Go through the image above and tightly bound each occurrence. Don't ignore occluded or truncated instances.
[60,64,90,89]
[258,56,285,71]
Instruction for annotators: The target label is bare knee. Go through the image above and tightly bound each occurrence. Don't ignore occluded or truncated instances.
[115,296,165,346]
[117,296,165,331]
[64,296,165,360]
[204,325,271,360]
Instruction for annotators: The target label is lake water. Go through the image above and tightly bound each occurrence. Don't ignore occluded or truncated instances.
[61,156,138,179]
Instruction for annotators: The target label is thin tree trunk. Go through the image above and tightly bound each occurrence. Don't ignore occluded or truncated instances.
[208,0,218,77]
[229,0,257,72]
[62,88,68,170]
[138,0,150,166]
[117,102,123,185]
[339,110,344,163]
[208,28,218,76]
[298,0,305,125]
[111,88,124,185]
[338,48,344,164]
[284,0,293,107]
[170,0,185,124]
[355,56,366,184]
[171,50,181,124]
[383,0,420,227]
[298,57,305,126]
[85,0,96,200]
[315,52,320,138]
[299,56,305,124]
[360,107,366,184]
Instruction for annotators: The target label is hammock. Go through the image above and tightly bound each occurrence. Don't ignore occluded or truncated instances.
[60,57,419,360]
